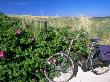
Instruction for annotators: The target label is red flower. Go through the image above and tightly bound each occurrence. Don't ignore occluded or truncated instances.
[49,57,57,64]
[16,29,22,35]
[0,51,4,58]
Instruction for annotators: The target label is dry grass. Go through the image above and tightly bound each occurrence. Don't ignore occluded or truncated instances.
[78,16,93,32]
[9,15,110,44]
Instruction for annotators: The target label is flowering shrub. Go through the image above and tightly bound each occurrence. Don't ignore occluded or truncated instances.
[0,13,88,82]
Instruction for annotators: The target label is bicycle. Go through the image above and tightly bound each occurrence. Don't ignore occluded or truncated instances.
[44,36,110,82]
[81,38,110,75]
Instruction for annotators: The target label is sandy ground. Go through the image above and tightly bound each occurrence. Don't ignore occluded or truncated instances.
[69,66,110,82]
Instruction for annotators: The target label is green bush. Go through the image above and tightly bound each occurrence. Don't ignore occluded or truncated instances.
[0,13,88,82]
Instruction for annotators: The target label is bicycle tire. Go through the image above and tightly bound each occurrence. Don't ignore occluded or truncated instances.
[90,51,110,75]
[44,52,75,82]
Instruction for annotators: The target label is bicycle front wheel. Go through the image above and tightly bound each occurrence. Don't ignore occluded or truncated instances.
[44,52,75,82]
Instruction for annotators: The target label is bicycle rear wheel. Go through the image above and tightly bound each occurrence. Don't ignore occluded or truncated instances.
[44,52,74,82]
[90,52,110,75]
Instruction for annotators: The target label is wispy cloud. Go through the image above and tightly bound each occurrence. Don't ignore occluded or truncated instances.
[11,2,28,5]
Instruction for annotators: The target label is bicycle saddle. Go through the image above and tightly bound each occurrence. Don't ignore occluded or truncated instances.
[90,37,100,42]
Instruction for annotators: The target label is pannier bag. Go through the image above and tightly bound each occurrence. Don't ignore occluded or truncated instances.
[98,45,110,61]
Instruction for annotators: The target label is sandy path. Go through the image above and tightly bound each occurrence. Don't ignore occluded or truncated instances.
[69,66,110,82]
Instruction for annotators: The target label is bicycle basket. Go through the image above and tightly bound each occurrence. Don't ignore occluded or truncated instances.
[99,45,110,61]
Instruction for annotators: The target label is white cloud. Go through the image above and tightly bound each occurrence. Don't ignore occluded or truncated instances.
[11,2,28,5]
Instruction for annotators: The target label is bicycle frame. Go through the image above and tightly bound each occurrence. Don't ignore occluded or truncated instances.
[79,39,100,70]
[67,39,74,55]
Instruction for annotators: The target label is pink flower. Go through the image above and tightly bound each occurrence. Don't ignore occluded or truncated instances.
[0,51,4,58]
[49,57,57,64]
[16,29,22,35]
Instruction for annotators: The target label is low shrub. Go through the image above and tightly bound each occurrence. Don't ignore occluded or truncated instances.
[0,13,88,82]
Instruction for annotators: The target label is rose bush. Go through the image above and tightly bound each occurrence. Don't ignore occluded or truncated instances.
[0,13,88,82]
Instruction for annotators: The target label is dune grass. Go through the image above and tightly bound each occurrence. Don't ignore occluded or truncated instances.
[10,15,110,44]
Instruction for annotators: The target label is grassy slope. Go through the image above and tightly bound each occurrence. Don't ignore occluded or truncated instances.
[9,15,110,44]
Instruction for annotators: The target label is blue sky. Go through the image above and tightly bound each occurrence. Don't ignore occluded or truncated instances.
[0,0,110,16]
